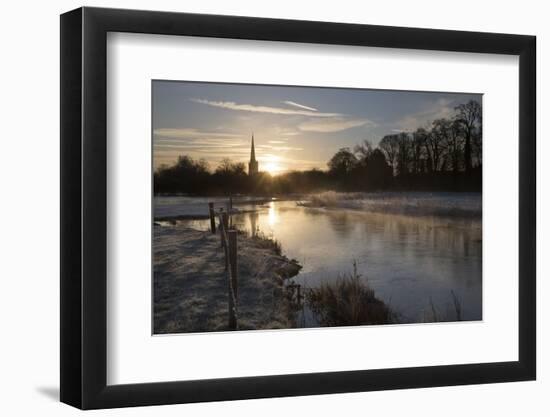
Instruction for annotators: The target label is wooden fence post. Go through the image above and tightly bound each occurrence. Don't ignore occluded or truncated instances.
[222,212,230,270]
[219,210,225,248]
[229,196,233,228]
[228,229,238,330]
[226,201,232,229]
[208,202,216,233]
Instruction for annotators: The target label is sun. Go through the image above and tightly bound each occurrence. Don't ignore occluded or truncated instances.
[262,155,284,175]
[264,161,282,175]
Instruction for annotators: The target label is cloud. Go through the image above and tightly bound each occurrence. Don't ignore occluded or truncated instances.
[154,145,251,157]
[153,128,249,158]
[191,98,341,118]
[282,101,318,112]
[153,128,240,139]
[258,144,304,152]
[298,118,374,133]
[154,141,247,149]
[394,98,457,131]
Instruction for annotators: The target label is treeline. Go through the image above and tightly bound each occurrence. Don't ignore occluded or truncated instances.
[154,100,481,195]
[328,100,482,191]
[154,155,332,195]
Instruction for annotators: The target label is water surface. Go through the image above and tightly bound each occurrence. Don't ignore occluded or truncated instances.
[156,194,482,324]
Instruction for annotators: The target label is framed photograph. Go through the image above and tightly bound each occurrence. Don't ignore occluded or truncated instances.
[60,7,536,409]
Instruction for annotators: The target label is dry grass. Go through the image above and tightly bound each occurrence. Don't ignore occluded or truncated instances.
[250,229,282,255]
[424,290,463,323]
[306,262,395,326]
[450,290,462,321]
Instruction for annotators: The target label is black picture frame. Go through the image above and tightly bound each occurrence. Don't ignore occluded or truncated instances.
[60,6,536,410]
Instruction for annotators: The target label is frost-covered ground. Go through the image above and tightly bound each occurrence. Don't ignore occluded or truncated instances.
[300,191,482,218]
[153,224,301,334]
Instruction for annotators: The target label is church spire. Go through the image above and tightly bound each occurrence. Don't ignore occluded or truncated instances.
[248,133,258,175]
[250,133,256,162]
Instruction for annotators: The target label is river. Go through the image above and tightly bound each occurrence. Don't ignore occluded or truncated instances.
[155,193,482,324]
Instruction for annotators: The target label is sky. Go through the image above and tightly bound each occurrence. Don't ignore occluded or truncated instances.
[152,80,481,174]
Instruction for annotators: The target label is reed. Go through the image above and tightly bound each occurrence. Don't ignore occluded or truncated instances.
[250,230,282,255]
[306,262,394,326]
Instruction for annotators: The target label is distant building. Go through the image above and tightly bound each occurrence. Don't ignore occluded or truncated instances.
[248,133,259,176]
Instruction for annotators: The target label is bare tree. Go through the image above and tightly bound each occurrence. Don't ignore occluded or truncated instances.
[455,100,481,172]
[379,134,400,175]
[471,112,483,167]
[216,158,245,176]
[447,119,465,173]
[396,132,412,176]
[412,128,428,174]
[354,139,374,164]
[433,118,462,173]
[216,157,234,175]
[426,119,449,172]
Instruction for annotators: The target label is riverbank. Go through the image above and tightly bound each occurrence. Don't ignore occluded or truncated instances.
[153,224,301,334]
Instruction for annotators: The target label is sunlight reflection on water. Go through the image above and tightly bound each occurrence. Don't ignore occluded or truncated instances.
[267,201,278,227]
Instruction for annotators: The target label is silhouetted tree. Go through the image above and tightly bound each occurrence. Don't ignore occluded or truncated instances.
[396,132,412,176]
[328,148,358,177]
[427,119,449,172]
[446,119,465,174]
[364,149,393,189]
[354,139,374,162]
[215,158,246,176]
[379,134,400,175]
[154,155,210,194]
[411,128,428,174]
[470,108,483,168]
[455,100,481,173]
[213,158,247,194]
